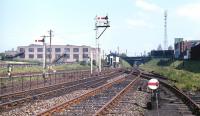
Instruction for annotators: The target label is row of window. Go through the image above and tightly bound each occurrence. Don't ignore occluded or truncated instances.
[20,54,89,59]
[20,48,89,53]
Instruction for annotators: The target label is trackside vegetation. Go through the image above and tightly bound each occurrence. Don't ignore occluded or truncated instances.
[140,59,200,91]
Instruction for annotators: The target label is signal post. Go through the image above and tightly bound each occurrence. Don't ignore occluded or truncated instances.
[94,15,110,74]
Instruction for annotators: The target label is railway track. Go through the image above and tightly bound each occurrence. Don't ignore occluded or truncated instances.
[0,69,91,94]
[3,68,199,116]
[37,71,142,116]
[0,69,125,113]
[139,69,200,116]
[188,94,200,107]
[0,68,116,95]
[94,78,149,116]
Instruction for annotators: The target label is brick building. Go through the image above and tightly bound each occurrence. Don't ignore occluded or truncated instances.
[174,38,200,59]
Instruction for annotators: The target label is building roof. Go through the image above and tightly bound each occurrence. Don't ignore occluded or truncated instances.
[18,44,93,48]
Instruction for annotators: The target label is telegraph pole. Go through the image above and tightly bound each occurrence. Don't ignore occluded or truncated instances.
[48,29,53,64]
[90,51,93,74]
[40,35,47,70]
[94,15,110,74]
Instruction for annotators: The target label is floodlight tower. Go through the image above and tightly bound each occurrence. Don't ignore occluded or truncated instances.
[94,15,110,74]
[164,10,168,50]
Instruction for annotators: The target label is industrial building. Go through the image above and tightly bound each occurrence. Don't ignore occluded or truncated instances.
[191,44,200,60]
[174,38,200,59]
[174,38,184,59]
[15,44,98,63]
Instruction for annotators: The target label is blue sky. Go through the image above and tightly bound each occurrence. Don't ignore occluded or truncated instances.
[1,0,200,56]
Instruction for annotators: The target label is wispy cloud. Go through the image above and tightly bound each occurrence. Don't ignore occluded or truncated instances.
[176,2,200,21]
[135,0,163,12]
[126,19,153,28]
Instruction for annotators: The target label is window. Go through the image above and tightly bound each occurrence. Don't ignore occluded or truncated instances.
[29,54,34,58]
[83,54,89,58]
[19,48,25,52]
[64,48,70,52]
[73,48,79,52]
[73,54,79,59]
[64,54,70,59]
[37,54,43,58]
[37,48,43,52]
[29,48,34,52]
[47,48,52,52]
[83,48,88,52]
[55,48,61,52]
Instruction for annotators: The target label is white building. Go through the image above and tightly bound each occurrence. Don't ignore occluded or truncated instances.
[17,44,98,63]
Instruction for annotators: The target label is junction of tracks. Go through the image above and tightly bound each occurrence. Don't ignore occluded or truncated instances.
[0,68,200,116]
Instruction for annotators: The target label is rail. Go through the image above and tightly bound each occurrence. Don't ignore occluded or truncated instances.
[141,71,200,115]
[94,74,140,116]
[37,74,129,116]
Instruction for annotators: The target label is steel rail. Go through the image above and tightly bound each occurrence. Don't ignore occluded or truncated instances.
[141,71,200,115]
[94,74,140,116]
[36,74,129,116]
[0,70,118,99]
[0,71,124,111]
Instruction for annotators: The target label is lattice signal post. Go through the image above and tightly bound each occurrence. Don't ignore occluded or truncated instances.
[94,15,110,73]
[164,10,168,50]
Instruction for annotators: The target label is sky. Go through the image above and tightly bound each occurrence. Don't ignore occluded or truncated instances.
[1,0,200,56]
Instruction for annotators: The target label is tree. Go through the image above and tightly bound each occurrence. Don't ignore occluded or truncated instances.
[168,45,173,50]
[157,44,162,50]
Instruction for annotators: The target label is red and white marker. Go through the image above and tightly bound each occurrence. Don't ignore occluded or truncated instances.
[35,39,44,42]
[148,78,159,90]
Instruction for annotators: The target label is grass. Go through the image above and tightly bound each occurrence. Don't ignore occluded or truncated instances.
[0,63,91,75]
[53,63,91,71]
[140,59,200,91]
[120,59,131,68]
[0,59,130,75]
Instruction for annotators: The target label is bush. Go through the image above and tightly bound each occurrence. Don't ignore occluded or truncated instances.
[80,61,87,66]
[92,60,96,66]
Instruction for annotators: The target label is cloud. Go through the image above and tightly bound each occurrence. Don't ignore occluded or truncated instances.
[135,0,163,12]
[126,19,153,28]
[176,3,200,21]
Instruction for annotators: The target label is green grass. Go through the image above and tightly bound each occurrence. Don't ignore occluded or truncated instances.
[54,63,90,71]
[140,59,200,91]
[0,63,91,75]
[120,59,131,68]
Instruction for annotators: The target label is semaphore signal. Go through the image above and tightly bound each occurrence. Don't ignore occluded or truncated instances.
[35,38,45,42]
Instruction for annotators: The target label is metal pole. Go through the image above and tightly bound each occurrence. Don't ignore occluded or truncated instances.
[96,30,99,74]
[91,50,93,74]
[22,77,24,91]
[49,73,52,85]
[43,42,46,69]
[30,75,32,89]
[54,72,56,84]
[11,77,13,93]
[156,92,159,116]
[99,44,101,72]
[0,78,2,94]
[43,40,46,86]
[37,75,38,88]
[49,29,52,64]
